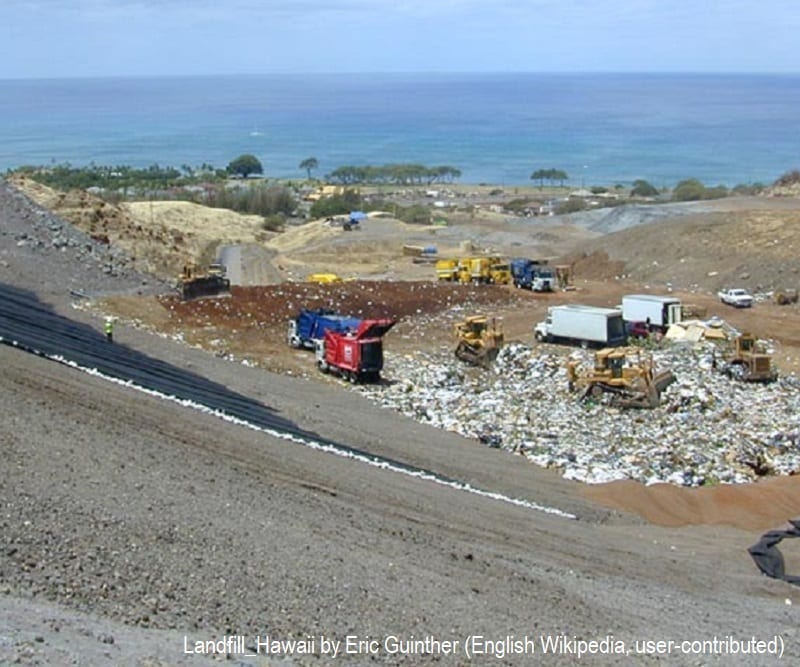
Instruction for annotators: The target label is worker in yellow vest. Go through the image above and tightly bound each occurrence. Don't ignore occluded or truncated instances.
[104,317,114,342]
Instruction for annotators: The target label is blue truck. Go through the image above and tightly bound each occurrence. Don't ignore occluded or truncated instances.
[288,308,362,349]
[510,258,556,292]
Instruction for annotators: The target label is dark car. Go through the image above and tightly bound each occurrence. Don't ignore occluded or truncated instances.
[626,321,650,339]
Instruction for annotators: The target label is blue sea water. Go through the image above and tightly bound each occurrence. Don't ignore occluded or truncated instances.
[1,72,799,188]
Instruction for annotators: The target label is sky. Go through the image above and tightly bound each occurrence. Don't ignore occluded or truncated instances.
[1,0,799,79]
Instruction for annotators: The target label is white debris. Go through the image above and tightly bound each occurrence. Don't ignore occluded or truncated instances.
[357,342,800,487]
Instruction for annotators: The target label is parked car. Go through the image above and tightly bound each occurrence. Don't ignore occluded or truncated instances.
[626,321,650,339]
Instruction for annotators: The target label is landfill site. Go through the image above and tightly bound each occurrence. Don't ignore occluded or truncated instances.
[2,175,800,664]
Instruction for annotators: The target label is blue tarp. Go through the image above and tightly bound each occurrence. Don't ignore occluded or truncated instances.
[349,211,367,221]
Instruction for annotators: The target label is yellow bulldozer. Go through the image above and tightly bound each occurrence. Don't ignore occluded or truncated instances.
[774,288,798,305]
[178,262,231,301]
[718,333,778,382]
[566,347,676,409]
[453,315,504,367]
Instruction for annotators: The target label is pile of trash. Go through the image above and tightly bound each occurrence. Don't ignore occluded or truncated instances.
[358,342,800,487]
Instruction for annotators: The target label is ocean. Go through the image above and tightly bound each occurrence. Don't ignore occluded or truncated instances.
[1,72,799,188]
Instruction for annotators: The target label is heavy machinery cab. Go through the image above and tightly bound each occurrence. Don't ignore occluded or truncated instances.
[603,352,625,378]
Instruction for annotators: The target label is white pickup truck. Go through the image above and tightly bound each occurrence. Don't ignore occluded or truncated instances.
[718,288,753,308]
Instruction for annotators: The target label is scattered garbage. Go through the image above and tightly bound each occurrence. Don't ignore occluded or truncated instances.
[357,340,800,487]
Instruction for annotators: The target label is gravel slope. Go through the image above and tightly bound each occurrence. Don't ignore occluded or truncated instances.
[2,178,799,665]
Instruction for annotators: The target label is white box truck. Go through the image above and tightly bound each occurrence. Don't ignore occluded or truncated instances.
[534,305,626,347]
[621,295,682,332]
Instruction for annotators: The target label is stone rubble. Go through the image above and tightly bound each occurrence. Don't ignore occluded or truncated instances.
[357,341,800,487]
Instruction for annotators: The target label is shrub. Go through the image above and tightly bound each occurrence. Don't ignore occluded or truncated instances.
[262,214,286,231]
[732,183,766,195]
[630,179,659,197]
[309,189,362,218]
[554,197,587,214]
[503,198,538,214]
[704,185,729,200]
[775,170,800,186]
[672,178,707,201]
[205,183,296,217]
[396,204,431,225]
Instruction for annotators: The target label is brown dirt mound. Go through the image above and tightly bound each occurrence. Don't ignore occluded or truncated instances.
[561,249,627,281]
[159,280,524,329]
[583,476,800,531]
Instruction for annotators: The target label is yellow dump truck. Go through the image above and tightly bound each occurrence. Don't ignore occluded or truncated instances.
[307,273,343,284]
[436,256,511,285]
[488,259,511,285]
[456,257,491,283]
[435,259,459,282]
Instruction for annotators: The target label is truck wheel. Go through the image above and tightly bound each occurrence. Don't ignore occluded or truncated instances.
[317,360,328,373]
[535,331,544,342]
[289,336,301,348]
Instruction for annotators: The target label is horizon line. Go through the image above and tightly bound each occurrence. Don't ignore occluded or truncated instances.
[1,70,799,83]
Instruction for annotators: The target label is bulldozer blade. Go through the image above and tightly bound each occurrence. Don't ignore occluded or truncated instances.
[481,346,500,368]
[652,370,676,394]
[454,341,497,368]
[180,276,231,301]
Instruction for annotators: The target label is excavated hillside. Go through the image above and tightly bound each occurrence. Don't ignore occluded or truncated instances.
[567,201,800,292]
[7,175,272,279]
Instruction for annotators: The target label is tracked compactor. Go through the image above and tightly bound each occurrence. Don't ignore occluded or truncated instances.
[178,262,230,301]
[453,315,504,368]
[718,333,778,383]
[567,347,675,409]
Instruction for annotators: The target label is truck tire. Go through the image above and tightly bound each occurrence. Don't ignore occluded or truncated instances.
[535,331,544,342]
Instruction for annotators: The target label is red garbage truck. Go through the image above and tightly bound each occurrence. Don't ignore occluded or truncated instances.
[314,318,396,383]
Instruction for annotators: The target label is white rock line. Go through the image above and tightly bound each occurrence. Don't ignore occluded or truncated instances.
[1,336,576,520]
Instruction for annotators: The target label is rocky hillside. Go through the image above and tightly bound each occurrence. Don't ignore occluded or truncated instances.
[566,207,800,292]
